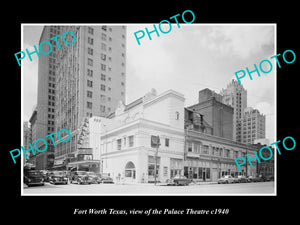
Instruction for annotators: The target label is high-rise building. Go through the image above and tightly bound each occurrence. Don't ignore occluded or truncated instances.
[240,107,266,144]
[23,121,31,162]
[53,25,126,167]
[220,79,247,142]
[33,26,59,169]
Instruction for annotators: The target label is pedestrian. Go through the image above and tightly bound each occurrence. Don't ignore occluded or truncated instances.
[117,173,121,184]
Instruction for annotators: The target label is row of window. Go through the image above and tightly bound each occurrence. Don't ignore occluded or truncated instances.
[187,142,243,159]
[117,136,134,150]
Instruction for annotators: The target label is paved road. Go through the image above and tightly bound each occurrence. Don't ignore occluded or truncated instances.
[22,181,275,195]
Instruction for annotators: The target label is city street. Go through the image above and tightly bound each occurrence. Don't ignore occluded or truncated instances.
[23,181,275,195]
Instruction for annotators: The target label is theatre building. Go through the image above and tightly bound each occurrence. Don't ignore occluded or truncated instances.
[99,89,185,183]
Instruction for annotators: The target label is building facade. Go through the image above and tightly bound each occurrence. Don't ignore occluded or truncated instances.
[240,107,266,144]
[252,143,274,178]
[188,88,234,140]
[183,109,258,182]
[32,26,60,169]
[23,122,31,162]
[51,25,126,167]
[100,89,185,183]
[220,79,247,142]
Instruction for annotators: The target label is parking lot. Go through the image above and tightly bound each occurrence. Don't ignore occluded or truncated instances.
[23,181,275,195]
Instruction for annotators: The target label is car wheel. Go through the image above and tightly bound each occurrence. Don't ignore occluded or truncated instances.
[225,180,229,184]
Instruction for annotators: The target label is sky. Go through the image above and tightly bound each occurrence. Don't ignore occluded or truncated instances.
[22,24,276,142]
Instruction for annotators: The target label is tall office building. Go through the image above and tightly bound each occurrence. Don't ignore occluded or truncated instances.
[240,107,266,144]
[32,26,59,169]
[53,25,126,166]
[23,122,31,162]
[220,79,247,142]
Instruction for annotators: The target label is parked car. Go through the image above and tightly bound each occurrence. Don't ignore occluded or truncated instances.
[169,175,192,186]
[218,175,234,184]
[233,177,240,183]
[24,170,44,187]
[49,171,68,185]
[100,175,114,184]
[237,175,248,183]
[86,172,101,184]
[247,176,255,182]
[70,171,91,184]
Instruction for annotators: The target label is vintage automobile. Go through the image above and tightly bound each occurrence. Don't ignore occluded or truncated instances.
[24,170,44,187]
[99,175,114,184]
[86,172,101,184]
[218,175,234,184]
[247,176,255,182]
[70,171,92,184]
[168,175,192,186]
[237,175,248,183]
[49,171,68,185]
[233,177,240,183]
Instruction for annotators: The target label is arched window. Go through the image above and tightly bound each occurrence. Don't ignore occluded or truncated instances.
[125,161,136,178]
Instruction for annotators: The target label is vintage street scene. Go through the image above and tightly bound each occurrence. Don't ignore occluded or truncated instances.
[22,24,276,195]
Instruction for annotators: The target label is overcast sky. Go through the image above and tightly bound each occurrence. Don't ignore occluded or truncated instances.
[22,24,275,142]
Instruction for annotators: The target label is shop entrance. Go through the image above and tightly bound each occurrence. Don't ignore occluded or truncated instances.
[124,161,136,182]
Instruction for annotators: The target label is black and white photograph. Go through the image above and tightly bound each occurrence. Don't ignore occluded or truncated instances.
[21,23,276,195]
[4,5,299,221]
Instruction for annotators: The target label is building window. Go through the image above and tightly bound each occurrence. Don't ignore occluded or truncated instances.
[88,37,93,45]
[165,138,169,147]
[101,64,106,71]
[87,102,92,109]
[102,26,107,31]
[187,142,192,152]
[87,91,92,98]
[88,47,93,55]
[226,149,230,158]
[100,105,105,112]
[101,84,106,91]
[194,143,200,154]
[117,139,122,150]
[101,43,106,51]
[87,69,93,77]
[88,58,93,66]
[101,33,107,41]
[87,80,93,87]
[101,53,106,61]
[88,27,94,35]
[129,135,134,147]
[101,74,106,81]
[202,145,209,155]
[100,94,106,102]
